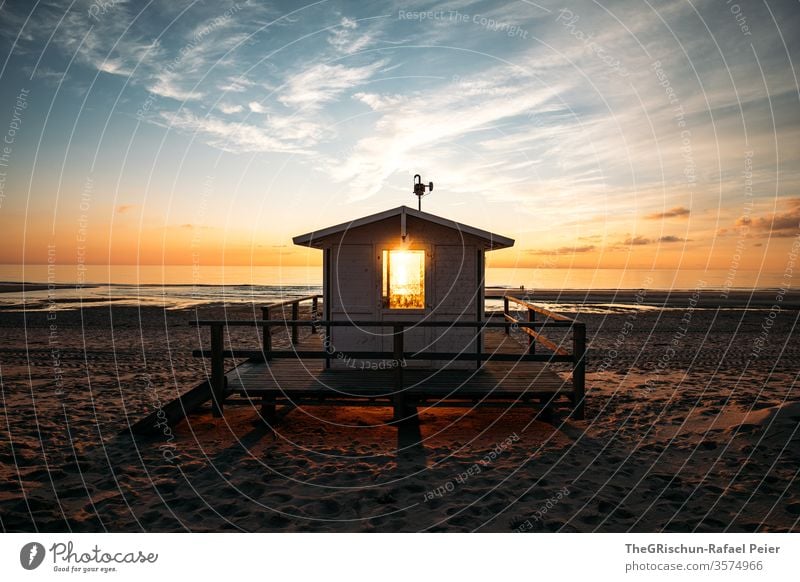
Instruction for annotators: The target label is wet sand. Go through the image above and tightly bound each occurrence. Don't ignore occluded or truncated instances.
[0,294,798,532]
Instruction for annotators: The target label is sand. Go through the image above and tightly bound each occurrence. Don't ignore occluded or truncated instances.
[0,295,798,532]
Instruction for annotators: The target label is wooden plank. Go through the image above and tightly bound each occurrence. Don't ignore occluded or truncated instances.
[210,323,225,417]
[504,314,569,356]
[192,319,574,328]
[572,324,586,420]
[192,349,574,363]
[128,380,212,436]
[504,295,575,322]
[154,327,582,424]
[224,356,568,400]
[263,294,321,310]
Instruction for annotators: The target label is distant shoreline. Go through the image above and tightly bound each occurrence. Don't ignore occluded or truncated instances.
[0,282,102,293]
[0,281,789,292]
[1,281,796,310]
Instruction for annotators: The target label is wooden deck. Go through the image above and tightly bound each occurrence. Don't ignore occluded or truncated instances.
[130,295,586,435]
[225,328,570,410]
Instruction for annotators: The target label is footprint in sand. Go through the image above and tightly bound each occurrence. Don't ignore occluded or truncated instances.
[264,492,293,504]
[237,481,266,498]
[306,498,343,518]
[374,490,398,504]
[445,513,474,527]
[578,513,605,531]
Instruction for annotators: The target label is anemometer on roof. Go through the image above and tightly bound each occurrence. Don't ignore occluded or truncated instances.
[413,174,433,211]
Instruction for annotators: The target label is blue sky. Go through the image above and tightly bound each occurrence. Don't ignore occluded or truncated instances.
[0,0,798,270]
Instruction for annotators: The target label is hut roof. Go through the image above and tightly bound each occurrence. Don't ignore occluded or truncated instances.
[292,205,514,250]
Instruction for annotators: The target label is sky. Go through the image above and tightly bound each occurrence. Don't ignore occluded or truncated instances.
[0,0,798,276]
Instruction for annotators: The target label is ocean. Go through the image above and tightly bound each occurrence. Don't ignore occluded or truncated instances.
[0,264,784,312]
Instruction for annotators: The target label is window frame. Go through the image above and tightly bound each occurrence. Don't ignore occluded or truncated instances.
[381,248,427,310]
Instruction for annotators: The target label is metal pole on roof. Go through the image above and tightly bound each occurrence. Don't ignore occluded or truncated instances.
[413,174,433,211]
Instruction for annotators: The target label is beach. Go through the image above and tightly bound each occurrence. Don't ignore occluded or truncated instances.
[1,291,798,532]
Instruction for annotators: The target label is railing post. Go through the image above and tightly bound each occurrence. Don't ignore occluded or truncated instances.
[311,296,319,333]
[261,306,272,361]
[325,321,331,369]
[528,307,535,354]
[210,323,225,417]
[475,321,482,369]
[392,324,405,421]
[572,323,586,420]
[291,301,299,345]
[503,296,510,334]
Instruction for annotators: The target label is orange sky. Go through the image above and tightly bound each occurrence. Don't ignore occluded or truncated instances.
[4,197,797,273]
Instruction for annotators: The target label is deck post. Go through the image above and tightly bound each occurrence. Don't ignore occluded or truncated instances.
[210,323,225,417]
[503,296,510,334]
[572,323,586,420]
[392,324,405,421]
[475,321,482,369]
[260,395,276,422]
[528,308,535,354]
[311,296,319,333]
[261,306,272,361]
[291,301,299,345]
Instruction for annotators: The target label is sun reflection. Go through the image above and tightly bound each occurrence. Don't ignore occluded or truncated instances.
[382,249,425,309]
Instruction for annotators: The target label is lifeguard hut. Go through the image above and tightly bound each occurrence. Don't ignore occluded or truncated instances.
[136,176,587,435]
[292,204,513,369]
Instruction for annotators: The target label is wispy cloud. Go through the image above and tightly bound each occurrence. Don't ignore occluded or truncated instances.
[161,110,313,154]
[327,17,376,54]
[149,72,204,101]
[646,206,691,219]
[624,236,651,246]
[737,198,800,238]
[218,103,244,114]
[527,245,596,255]
[278,61,386,110]
[321,66,571,200]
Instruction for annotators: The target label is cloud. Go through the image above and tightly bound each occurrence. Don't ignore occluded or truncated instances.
[737,198,800,237]
[218,78,253,93]
[527,245,596,255]
[218,103,244,114]
[149,72,204,101]
[278,61,385,110]
[657,235,687,243]
[248,102,266,113]
[328,17,375,54]
[116,205,136,214]
[161,110,313,154]
[323,67,571,199]
[624,236,651,246]
[645,207,691,219]
[353,92,406,110]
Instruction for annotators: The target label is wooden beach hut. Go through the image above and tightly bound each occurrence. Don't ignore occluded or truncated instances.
[292,205,514,370]
[132,190,588,434]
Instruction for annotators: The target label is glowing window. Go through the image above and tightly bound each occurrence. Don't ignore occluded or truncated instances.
[382,249,425,309]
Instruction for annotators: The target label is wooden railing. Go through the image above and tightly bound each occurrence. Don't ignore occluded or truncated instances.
[497,294,586,419]
[192,301,586,420]
[260,294,321,353]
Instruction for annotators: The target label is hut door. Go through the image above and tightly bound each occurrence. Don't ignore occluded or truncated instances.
[330,245,380,362]
[430,245,478,369]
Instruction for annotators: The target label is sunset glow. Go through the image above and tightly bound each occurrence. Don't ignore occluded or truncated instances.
[0,1,796,279]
